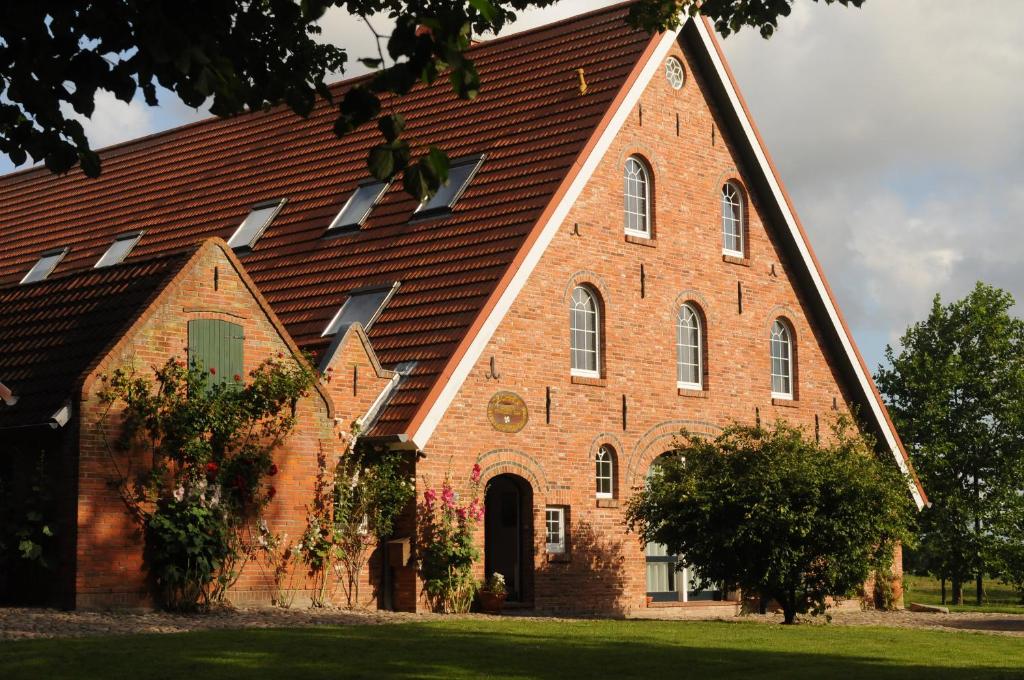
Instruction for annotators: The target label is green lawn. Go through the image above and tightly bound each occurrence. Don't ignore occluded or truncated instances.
[3,618,1024,679]
[905,574,1024,614]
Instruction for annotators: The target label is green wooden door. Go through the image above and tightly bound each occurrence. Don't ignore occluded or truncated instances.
[187,319,244,387]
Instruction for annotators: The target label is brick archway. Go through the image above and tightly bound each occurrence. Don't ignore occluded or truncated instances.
[625,419,721,490]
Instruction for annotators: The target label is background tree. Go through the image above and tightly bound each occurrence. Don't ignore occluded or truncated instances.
[875,282,1024,605]
[626,419,915,624]
[0,0,861,193]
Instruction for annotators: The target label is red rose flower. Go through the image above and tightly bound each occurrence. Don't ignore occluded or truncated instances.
[268,463,278,477]
[233,373,242,382]
[209,367,217,375]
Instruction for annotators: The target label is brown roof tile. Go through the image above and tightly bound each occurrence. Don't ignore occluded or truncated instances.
[0,253,190,428]
[0,4,652,436]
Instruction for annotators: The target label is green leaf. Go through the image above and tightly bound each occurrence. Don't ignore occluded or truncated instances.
[468,0,498,23]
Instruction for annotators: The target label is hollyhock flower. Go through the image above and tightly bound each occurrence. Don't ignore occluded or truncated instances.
[471,464,481,483]
[441,485,455,508]
[267,486,277,501]
[456,506,467,521]
[206,462,219,476]
[424,488,437,509]
[268,463,279,477]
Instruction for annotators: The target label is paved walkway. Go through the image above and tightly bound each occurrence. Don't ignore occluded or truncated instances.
[1,605,1022,641]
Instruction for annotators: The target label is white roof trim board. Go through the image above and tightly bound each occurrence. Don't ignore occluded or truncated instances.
[689,18,923,509]
[408,17,923,509]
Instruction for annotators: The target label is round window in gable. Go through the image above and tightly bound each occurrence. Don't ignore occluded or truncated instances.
[665,57,685,90]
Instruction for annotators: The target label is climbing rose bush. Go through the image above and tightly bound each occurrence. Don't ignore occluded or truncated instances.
[99,353,318,610]
[418,464,484,613]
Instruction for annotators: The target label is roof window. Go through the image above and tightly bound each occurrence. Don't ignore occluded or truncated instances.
[328,181,390,233]
[322,282,400,337]
[414,155,485,218]
[95,231,144,268]
[20,247,69,284]
[227,199,286,250]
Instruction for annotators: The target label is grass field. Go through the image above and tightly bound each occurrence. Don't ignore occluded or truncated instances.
[904,574,1024,614]
[3,618,1024,679]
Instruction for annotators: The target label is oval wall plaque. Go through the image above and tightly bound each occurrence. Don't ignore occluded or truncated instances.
[487,391,529,433]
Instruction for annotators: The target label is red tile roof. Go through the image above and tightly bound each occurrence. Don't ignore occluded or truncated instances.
[0,253,190,428]
[0,3,652,436]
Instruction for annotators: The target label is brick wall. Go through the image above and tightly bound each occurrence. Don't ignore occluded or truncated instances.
[417,40,875,615]
[75,243,343,609]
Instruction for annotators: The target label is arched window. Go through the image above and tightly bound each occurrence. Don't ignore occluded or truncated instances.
[570,286,600,376]
[721,181,744,256]
[624,156,651,237]
[595,445,615,498]
[770,319,794,398]
[677,303,703,389]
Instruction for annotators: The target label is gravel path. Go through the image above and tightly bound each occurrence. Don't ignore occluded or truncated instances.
[1,605,1022,641]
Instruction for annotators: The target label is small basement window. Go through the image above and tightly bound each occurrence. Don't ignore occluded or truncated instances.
[227,199,286,250]
[328,181,390,233]
[95,231,144,268]
[322,282,400,337]
[414,155,485,218]
[21,247,69,284]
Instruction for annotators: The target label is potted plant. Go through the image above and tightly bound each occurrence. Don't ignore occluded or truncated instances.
[478,572,507,614]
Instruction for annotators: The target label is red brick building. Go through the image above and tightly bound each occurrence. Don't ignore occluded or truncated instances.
[0,4,924,613]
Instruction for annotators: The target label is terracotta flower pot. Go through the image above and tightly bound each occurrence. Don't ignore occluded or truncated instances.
[479,590,507,614]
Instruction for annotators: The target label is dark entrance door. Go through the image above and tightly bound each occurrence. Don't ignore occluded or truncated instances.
[484,474,531,602]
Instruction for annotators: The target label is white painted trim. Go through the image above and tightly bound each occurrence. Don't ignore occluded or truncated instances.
[771,392,793,401]
[571,368,601,379]
[677,381,703,391]
[624,228,651,239]
[691,20,924,509]
[722,248,744,259]
[410,28,681,448]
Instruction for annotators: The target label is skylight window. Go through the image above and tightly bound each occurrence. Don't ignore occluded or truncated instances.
[414,155,485,217]
[328,181,390,233]
[227,198,286,250]
[20,247,69,284]
[95,231,144,268]
[322,282,399,337]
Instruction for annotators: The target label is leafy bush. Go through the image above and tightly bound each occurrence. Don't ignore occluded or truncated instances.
[100,354,318,610]
[626,419,916,624]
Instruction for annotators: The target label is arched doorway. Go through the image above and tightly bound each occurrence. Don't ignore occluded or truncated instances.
[644,453,721,603]
[484,474,533,603]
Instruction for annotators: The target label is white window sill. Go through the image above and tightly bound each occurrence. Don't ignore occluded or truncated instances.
[677,382,703,391]
[722,248,744,258]
[571,369,601,379]
[771,392,794,401]
[624,229,651,239]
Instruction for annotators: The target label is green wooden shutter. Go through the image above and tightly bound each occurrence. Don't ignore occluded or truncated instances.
[187,319,244,387]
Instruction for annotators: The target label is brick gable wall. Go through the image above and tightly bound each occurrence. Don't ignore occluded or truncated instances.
[75,243,340,609]
[415,39,883,615]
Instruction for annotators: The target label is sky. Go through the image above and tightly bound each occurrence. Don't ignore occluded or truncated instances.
[3,0,1021,371]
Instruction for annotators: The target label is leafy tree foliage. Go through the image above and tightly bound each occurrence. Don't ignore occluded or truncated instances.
[1,1,861,193]
[626,420,915,624]
[876,282,1024,604]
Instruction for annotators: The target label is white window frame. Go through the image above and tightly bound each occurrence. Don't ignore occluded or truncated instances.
[623,156,651,239]
[665,57,686,90]
[569,285,601,378]
[20,247,69,284]
[676,303,703,390]
[227,198,286,250]
[595,446,614,499]
[95,231,144,269]
[770,319,794,400]
[721,181,744,257]
[328,180,390,232]
[545,506,566,554]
